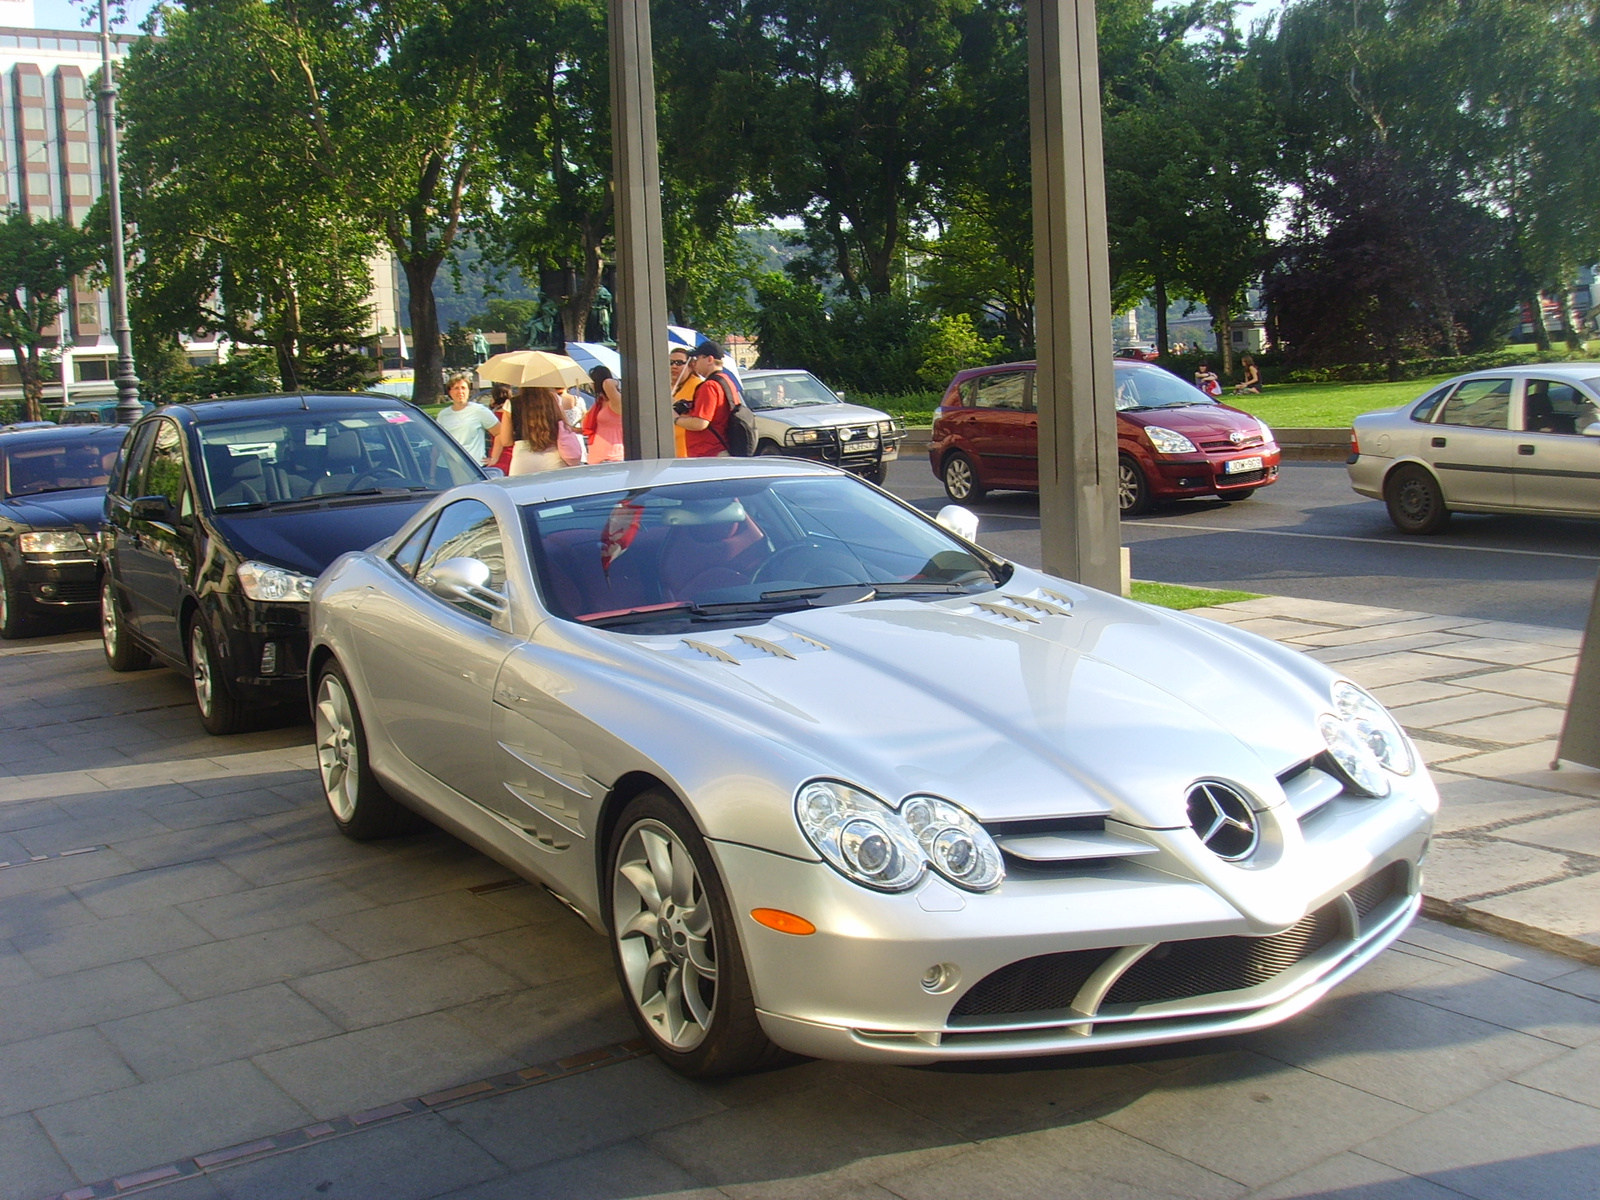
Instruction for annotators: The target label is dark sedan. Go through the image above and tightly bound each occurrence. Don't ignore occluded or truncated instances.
[101,393,485,733]
[0,424,128,638]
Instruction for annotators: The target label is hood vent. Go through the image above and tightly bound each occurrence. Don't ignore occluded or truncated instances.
[970,600,1041,625]
[680,639,741,665]
[967,590,1075,625]
[735,633,797,660]
[651,630,832,666]
[985,815,1153,865]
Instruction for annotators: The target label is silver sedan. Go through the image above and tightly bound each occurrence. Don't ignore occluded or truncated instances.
[1348,363,1600,533]
[308,458,1436,1077]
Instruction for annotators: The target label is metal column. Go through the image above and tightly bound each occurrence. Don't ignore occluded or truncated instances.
[609,0,675,460]
[1028,0,1119,591]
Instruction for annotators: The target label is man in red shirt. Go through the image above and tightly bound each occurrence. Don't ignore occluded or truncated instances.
[674,341,732,457]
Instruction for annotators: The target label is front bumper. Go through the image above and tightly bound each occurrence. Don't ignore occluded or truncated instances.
[16,554,101,608]
[711,771,1433,1064]
[1147,444,1283,499]
[216,598,310,704]
[781,433,903,473]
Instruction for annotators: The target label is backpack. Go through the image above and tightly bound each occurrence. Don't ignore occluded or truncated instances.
[709,370,758,456]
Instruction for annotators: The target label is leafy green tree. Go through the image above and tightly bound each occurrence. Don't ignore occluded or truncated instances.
[917,313,1005,388]
[0,210,102,421]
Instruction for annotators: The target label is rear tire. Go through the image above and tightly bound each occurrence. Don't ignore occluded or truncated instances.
[941,452,985,503]
[1385,465,1451,534]
[314,662,418,840]
[607,789,791,1078]
[1118,455,1153,516]
[101,578,152,670]
[189,617,249,735]
[0,560,33,640]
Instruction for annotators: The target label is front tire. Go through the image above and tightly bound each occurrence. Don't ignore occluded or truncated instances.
[101,579,152,670]
[1385,465,1451,534]
[189,617,249,735]
[608,790,786,1077]
[1118,455,1153,516]
[0,560,33,640]
[756,440,785,457]
[941,451,985,502]
[314,662,416,840]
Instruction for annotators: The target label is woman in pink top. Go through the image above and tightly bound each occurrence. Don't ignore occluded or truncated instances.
[584,365,625,462]
[503,388,585,475]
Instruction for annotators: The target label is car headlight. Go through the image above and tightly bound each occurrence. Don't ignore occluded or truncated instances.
[795,781,927,892]
[18,530,88,553]
[236,560,318,603]
[1318,681,1414,797]
[901,796,1005,891]
[1144,426,1198,455]
[877,420,899,437]
[787,429,822,445]
[1258,419,1274,444]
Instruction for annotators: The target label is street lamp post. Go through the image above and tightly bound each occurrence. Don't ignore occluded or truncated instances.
[98,0,141,423]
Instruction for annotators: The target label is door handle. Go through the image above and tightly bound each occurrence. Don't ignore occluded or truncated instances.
[1431,437,1447,448]
[1518,445,1535,456]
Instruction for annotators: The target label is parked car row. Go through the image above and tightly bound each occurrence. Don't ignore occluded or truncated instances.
[4,381,1437,1082]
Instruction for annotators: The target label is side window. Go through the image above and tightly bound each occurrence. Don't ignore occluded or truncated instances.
[1523,379,1598,436]
[390,515,438,580]
[1437,378,1512,430]
[972,372,1027,412]
[1410,385,1451,424]
[415,499,507,620]
[115,422,157,498]
[140,420,189,512]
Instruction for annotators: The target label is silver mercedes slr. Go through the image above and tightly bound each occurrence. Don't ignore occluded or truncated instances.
[307,458,1436,1077]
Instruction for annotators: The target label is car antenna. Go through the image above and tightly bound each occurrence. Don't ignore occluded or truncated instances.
[281,354,308,409]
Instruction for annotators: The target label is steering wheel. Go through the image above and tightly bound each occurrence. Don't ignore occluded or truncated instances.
[751,541,863,586]
[346,469,409,492]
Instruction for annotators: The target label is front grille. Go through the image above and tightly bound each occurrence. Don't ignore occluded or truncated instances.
[1101,902,1343,1006]
[1202,436,1263,451]
[1217,469,1267,487]
[949,947,1116,1018]
[1347,861,1406,920]
[34,580,98,604]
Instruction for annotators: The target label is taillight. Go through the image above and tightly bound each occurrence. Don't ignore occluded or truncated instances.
[1350,429,1360,456]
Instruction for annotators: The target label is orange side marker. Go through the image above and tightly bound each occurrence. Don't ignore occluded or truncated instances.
[750,908,816,935]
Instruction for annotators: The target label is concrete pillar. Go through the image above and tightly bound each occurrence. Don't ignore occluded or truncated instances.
[1028,0,1120,592]
[609,0,675,460]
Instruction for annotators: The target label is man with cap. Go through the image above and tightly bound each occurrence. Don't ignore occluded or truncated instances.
[674,340,733,457]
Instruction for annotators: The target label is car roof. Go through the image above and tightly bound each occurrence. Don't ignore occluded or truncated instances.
[948,359,1156,384]
[1450,363,1600,382]
[742,369,821,379]
[0,423,130,445]
[155,392,419,425]
[490,456,846,506]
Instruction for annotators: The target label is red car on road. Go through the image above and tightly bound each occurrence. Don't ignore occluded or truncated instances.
[929,360,1280,514]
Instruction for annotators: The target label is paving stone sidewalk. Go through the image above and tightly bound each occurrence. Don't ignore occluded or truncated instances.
[0,601,1598,1200]
[1192,595,1600,964]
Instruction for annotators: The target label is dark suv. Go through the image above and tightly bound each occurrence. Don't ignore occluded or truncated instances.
[102,394,485,733]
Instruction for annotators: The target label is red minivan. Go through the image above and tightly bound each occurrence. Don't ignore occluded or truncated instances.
[929,361,1281,514]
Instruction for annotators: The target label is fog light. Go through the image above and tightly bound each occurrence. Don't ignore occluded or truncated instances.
[920,963,961,994]
[259,642,279,675]
[38,583,57,597]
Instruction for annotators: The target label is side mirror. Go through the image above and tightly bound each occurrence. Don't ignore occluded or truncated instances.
[421,556,509,615]
[130,495,174,524]
[935,505,980,542]
[482,466,506,479]
[1582,422,1600,438]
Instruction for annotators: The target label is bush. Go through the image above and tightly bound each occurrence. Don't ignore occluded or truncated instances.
[1280,345,1592,384]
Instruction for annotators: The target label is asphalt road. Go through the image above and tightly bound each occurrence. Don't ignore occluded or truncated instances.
[885,453,1600,631]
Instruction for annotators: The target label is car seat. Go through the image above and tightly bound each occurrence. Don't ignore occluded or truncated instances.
[658,501,766,600]
[310,430,369,495]
[538,526,667,618]
[204,447,266,507]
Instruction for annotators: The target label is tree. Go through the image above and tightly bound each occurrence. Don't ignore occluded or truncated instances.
[0,210,101,421]
[122,0,496,405]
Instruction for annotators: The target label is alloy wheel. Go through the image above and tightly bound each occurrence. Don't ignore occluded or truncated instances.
[612,819,718,1051]
[314,673,360,823]
[944,457,973,500]
[0,566,9,637]
[190,624,215,717]
[1117,462,1138,510]
[100,580,118,656]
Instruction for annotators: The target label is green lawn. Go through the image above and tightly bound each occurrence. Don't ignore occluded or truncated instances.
[1130,580,1264,610]
[1225,375,1460,429]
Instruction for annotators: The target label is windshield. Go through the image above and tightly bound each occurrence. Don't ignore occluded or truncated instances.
[197,409,481,510]
[741,372,841,411]
[1113,366,1218,412]
[3,432,126,498]
[523,475,1005,631]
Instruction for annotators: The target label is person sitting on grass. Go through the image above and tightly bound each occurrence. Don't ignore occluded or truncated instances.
[1233,356,1262,395]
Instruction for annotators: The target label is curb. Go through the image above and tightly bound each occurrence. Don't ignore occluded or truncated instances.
[1421,896,1600,968]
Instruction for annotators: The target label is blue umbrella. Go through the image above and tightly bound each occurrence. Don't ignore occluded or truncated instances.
[564,342,622,379]
[666,325,700,349]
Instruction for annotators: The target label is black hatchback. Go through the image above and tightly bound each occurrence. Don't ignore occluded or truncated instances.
[102,394,485,733]
[1,423,130,638]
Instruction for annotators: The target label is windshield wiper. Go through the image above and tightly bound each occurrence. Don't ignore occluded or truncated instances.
[582,587,877,629]
[215,497,325,512]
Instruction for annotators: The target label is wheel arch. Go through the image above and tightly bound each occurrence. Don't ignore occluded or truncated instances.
[1380,455,1443,495]
[593,770,695,928]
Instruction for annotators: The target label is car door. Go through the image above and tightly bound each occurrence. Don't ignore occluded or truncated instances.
[120,418,194,657]
[968,370,1033,486]
[1423,377,1519,508]
[349,498,519,805]
[1511,376,1600,515]
[105,421,156,626]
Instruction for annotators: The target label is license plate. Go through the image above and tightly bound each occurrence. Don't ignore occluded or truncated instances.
[842,439,879,454]
[1224,456,1263,474]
